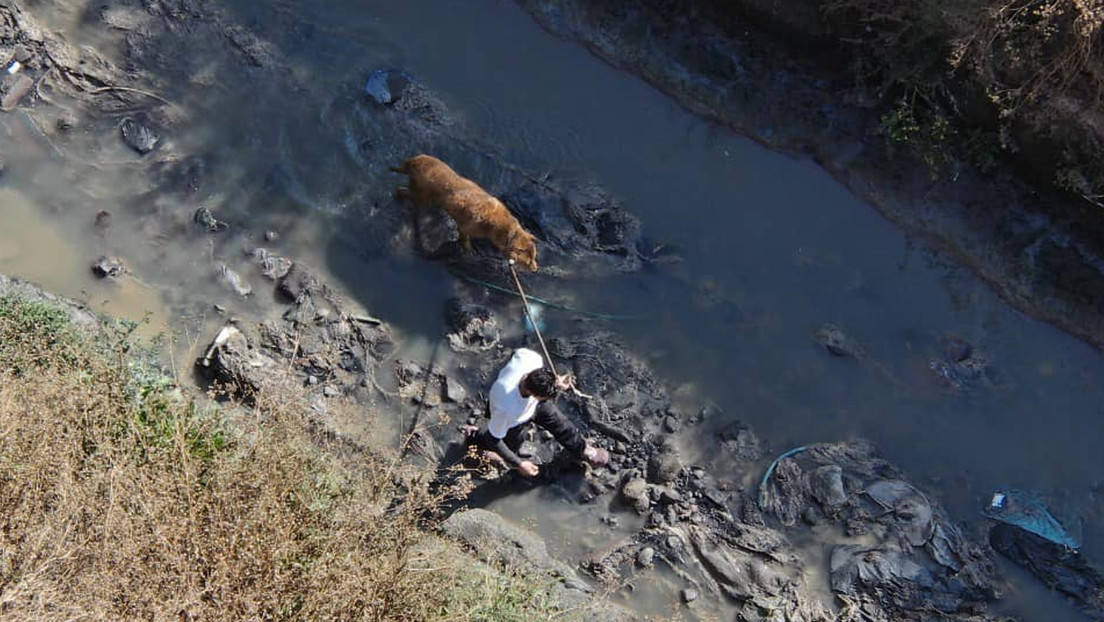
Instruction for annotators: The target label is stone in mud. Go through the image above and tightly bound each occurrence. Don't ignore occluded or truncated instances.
[621,476,651,514]
[647,441,683,485]
[0,154,5,177]
[120,116,160,154]
[813,322,863,357]
[277,263,319,303]
[91,255,126,279]
[364,68,414,106]
[56,110,77,132]
[443,376,468,403]
[809,464,847,508]
[193,206,228,232]
[637,546,656,567]
[0,73,33,111]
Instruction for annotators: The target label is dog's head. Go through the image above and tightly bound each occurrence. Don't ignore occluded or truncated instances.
[508,230,539,272]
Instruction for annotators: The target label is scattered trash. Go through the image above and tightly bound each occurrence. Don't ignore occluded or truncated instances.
[983,489,1080,550]
[217,263,251,297]
[6,60,21,75]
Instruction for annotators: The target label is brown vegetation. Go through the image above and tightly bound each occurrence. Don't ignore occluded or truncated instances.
[0,295,564,621]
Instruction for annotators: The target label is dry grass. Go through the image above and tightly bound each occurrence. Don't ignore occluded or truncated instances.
[0,294,566,621]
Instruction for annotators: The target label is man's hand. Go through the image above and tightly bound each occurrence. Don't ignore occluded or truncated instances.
[554,373,574,391]
[517,460,540,477]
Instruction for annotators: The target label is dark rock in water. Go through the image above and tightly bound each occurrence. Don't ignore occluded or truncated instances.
[193,206,228,232]
[989,522,1104,618]
[277,263,318,302]
[91,256,126,279]
[120,116,159,154]
[364,68,413,105]
[813,322,863,358]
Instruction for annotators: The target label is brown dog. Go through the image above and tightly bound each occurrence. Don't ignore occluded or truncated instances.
[392,154,538,271]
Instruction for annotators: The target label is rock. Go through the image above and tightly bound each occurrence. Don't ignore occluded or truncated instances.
[56,110,77,132]
[0,73,33,110]
[364,68,414,105]
[814,322,863,357]
[277,263,319,302]
[91,255,126,279]
[637,546,655,567]
[663,415,681,433]
[681,588,699,603]
[443,376,468,402]
[621,477,650,514]
[0,154,5,177]
[193,206,228,232]
[647,442,682,485]
[119,116,159,154]
[810,464,848,508]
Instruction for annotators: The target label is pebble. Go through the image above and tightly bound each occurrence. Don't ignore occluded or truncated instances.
[636,546,655,567]
[681,588,699,603]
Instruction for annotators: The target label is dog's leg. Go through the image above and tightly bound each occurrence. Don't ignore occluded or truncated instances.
[395,186,410,202]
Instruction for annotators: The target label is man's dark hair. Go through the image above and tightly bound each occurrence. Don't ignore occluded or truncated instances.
[523,369,560,399]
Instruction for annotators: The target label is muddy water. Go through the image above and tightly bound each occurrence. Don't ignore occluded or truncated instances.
[3,0,1103,619]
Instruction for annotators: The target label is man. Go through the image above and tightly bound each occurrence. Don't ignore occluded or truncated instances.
[467,347,609,477]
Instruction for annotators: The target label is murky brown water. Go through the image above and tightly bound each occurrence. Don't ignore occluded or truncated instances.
[3,0,1103,618]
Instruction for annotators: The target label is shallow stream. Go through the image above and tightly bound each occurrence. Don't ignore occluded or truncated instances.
[2,0,1102,619]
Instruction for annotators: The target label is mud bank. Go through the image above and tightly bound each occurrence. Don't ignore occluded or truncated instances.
[515,0,1104,354]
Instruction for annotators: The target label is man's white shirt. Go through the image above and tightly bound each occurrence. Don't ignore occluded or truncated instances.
[487,348,544,439]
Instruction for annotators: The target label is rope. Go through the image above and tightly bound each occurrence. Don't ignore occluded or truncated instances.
[451,269,644,320]
[507,261,593,399]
